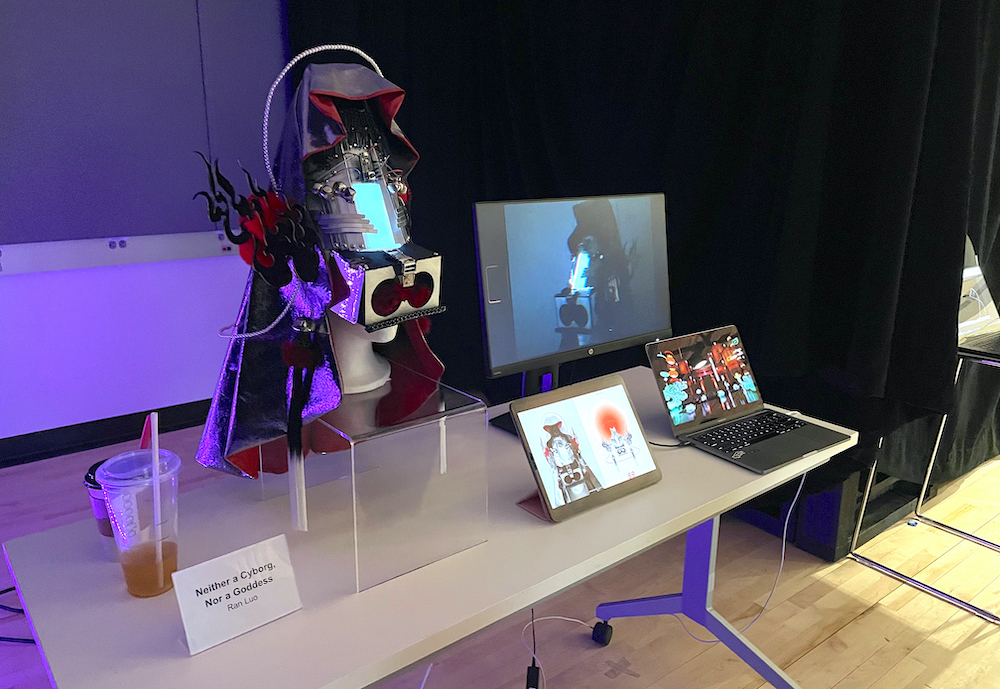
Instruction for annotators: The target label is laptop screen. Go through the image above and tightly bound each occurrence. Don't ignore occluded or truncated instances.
[646,325,764,435]
[513,383,658,510]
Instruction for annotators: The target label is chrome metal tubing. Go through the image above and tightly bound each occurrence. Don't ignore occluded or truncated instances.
[847,552,1000,625]
[914,357,964,516]
[850,457,879,552]
[913,515,1000,553]
[849,355,1000,625]
[912,356,1000,551]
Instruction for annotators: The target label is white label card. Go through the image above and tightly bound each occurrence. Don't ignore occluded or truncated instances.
[172,534,302,655]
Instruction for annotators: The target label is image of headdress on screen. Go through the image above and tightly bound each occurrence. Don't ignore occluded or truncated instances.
[594,404,639,468]
[539,414,603,506]
[555,199,636,351]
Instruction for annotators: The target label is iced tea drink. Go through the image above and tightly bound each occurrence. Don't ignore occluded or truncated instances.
[120,540,178,597]
[96,449,182,599]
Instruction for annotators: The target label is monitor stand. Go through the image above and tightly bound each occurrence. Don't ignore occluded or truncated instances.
[489,365,560,436]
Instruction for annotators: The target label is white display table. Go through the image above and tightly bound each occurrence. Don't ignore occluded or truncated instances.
[3,366,856,689]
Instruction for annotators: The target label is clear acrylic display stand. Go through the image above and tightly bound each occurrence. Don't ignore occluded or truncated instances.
[255,364,488,592]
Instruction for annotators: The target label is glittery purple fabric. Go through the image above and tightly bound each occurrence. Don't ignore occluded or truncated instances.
[328,253,363,324]
[196,255,342,477]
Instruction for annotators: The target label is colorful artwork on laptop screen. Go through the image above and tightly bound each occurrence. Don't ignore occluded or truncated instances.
[515,385,656,508]
[651,329,760,428]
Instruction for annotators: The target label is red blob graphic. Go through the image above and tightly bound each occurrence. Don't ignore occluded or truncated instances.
[595,405,628,441]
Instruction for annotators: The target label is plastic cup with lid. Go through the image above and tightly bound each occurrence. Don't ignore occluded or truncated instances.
[96,449,181,598]
[83,459,119,561]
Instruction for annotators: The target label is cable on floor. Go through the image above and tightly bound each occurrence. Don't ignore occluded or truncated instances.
[521,614,595,688]
[416,662,432,688]
[669,471,809,643]
[0,586,35,643]
[0,586,23,614]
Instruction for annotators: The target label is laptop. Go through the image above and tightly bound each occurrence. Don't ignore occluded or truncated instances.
[645,325,850,474]
[959,329,1000,361]
[957,251,1000,362]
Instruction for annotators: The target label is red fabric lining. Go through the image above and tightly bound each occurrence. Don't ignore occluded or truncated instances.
[305,88,419,163]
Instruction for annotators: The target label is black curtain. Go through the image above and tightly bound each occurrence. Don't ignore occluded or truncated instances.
[286,0,1000,478]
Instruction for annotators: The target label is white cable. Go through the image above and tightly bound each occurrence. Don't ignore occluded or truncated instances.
[519,473,808,658]
[416,663,432,689]
[520,616,591,689]
[669,614,718,643]
[219,277,300,339]
[668,471,809,644]
[739,471,807,633]
[263,44,384,190]
[524,615,593,631]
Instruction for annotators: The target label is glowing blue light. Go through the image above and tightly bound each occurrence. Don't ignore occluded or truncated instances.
[569,250,590,291]
[352,182,400,251]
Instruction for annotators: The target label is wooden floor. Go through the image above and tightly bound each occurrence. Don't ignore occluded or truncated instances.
[3,430,1000,689]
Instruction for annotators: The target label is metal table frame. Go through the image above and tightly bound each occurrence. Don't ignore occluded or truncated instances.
[596,516,803,689]
[847,354,1000,625]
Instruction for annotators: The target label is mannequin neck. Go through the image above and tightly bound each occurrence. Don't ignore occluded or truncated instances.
[329,318,396,394]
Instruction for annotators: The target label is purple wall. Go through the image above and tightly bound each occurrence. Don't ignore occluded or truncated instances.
[0,257,250,438]
[0,0,288,245]
[0,0,289,437]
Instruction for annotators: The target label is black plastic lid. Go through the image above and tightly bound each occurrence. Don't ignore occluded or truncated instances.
[84,459,109,490]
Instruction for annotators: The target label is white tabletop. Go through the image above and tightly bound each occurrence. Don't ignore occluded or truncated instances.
[4,366,857,689]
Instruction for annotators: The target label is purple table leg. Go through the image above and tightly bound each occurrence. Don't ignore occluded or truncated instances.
[596,517,801,689]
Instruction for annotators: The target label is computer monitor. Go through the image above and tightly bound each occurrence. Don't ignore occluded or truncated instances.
[473,193,672,395]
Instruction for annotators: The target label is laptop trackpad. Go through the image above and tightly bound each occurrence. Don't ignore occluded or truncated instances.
[795,422,851,448]
[743,424,849,472]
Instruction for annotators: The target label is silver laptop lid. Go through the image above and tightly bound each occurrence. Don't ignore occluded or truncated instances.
[645,325,764,436]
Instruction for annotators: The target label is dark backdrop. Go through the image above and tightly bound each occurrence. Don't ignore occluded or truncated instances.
[287,0,1000,478]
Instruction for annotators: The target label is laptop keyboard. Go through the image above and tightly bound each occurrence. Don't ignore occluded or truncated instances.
[690,409,806,454]
[962,330,1000,357]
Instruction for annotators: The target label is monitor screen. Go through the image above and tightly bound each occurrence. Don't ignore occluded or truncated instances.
[513,383,658,509]
[646,325,764,434]
[474,193,671,378]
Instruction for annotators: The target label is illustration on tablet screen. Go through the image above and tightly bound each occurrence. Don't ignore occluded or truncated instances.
[595,404,638,468]
[540,414,603,505]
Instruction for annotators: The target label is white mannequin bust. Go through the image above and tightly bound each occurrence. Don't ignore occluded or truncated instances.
[327,316,399,394]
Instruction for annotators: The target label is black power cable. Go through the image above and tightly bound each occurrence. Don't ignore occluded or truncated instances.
[0,586,34,644]
[525,608,540,689]
[0,587,23,614]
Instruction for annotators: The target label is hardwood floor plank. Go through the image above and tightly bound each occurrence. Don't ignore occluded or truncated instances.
[870,655,925,689]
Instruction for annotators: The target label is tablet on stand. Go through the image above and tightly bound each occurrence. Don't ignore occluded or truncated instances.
[509,374,662,522]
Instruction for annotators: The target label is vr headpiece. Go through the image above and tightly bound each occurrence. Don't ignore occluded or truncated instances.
[275,62,444,333]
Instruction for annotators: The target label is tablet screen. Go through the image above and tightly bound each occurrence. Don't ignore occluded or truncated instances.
[513,383,657,510]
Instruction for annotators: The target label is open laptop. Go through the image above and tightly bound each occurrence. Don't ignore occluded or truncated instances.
[960,329,1000,361]
[646,325,850,474]
[957,255,1000,362]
